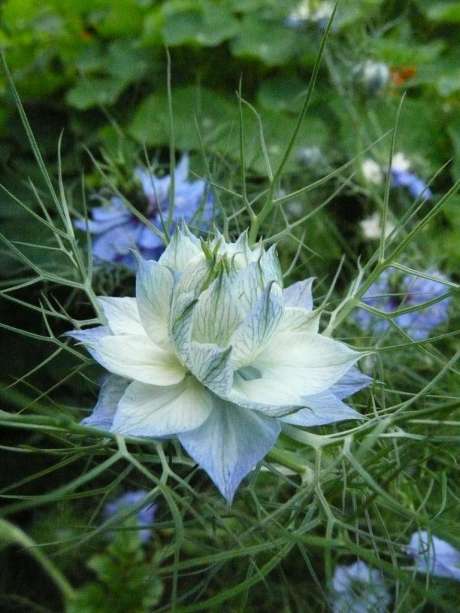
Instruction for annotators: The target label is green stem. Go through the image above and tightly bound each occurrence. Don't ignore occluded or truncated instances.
[0,519,75,603]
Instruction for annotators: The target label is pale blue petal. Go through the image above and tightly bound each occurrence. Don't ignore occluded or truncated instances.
[283,278,315,311]
[66,326,110,344]
[281,392,363,427]
[330,367,372,400]
[179,399,280,502]
[81,375,129,429]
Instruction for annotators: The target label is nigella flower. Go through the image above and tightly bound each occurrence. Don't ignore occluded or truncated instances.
[360,212,394,241]
[70,226,370,502]
[285,1,334,29]
[330,561,391,613]
[104,490,156,544]
[75,156,213,269]
[354,268,451,340]
[353,60,390,96]
[407,531,460,581]
[361,159,384,185]
[391,153,432,200]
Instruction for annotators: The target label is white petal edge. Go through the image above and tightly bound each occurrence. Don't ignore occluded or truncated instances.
[112,377,213,437]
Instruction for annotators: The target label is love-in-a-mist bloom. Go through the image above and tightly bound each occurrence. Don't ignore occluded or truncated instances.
[104,490,156,544]
[354,268,451,340]
[330,561,391,613]
[70,227,370,502]
[407,531,460,581]
[75,156,213,269]
[285,0,334,29]
[391,153,432,200]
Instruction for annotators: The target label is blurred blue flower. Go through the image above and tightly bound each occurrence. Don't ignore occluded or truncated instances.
[75,155,213,269]
[104,490,156,544]
[330,561,390,612]
[407,531,460,581]
[354,268,451,340]
[391,153,432,200]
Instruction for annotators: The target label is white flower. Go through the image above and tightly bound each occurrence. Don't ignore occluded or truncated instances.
[360,212,395,240]
[361,159,383,185]
[286,1,334,26]
[407,531,460,581]
[391,152,411,173]
[70,226,369,502]
[354,60,390,95]
[331,561,391,613]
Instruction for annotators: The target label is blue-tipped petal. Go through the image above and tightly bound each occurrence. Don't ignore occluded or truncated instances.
[283,278,315,311]
[281,392,363,427]
[179,399,281,503]
[329,367,372,400]
[66,326,110,344]
[81,375,129,430]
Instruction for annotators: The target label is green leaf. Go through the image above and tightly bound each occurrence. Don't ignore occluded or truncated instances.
[129,86,236,150]
[66,77,126,110]
[162,1,240,47]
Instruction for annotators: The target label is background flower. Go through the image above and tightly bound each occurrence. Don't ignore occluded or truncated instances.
[75,156,213,269]
[104,490,156,544]
[331,561,391,613]
[391,153,432,200]
[407,531,460,581]
[354,268,450,339]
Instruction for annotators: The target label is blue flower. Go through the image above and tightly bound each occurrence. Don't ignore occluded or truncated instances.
[75,155,213,269]
[391,153,432,200]
[407,531,460,581]
[354,268,451,340]
[330,561,391,613]
[104,490,156,544]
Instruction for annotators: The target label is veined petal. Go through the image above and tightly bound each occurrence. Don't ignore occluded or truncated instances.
[253,331,360,398]
[136,259,174,347]
[192,273,242,345]
[187,342,233,396]
[159,226,204,272]
[97,297,144,336]
[230,282,284,368]
[91,334,186,386]
[283,278,315,310]
[113,377,213,437]
[231,332,361,415]
[81,375,129,430]
[281,392,363,426]
[276,307,320,335]
[179,398,280,502]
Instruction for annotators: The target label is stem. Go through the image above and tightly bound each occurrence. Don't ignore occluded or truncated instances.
[0,519,75,603]
[267,447,310,477]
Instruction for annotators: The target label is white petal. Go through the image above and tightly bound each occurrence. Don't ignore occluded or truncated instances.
[97,297,144,336]
[276,307,320,335]
[232,332,360,414]
[113,377,213,437]
[92,334,186,386]
[159,226,204,272]
[136,259,174,347]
